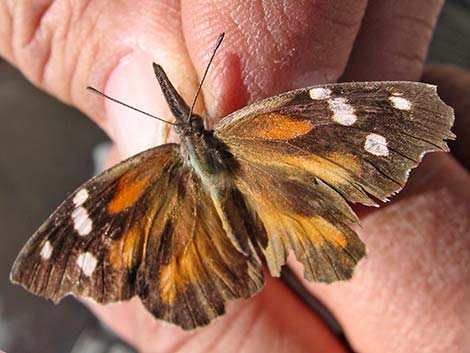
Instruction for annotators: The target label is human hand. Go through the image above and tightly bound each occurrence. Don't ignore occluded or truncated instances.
[2,1,468,352]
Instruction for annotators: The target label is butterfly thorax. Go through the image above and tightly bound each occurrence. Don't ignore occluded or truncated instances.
[179,115,233,181]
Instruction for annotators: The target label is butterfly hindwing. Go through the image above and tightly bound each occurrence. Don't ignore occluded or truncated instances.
[215,81,454,282]
[232,160,366,282]
[137,162,264,329]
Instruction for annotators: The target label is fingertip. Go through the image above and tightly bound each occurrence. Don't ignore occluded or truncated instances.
[182,0,367,118]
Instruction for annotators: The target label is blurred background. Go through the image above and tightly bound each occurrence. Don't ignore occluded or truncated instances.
[0,1,469,352]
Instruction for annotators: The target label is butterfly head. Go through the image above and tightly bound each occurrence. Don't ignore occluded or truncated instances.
[87,34,227,141]
[173,113,205,137]
[155,34,226,137]
[188,114,205,135]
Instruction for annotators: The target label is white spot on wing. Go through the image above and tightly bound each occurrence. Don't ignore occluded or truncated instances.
[72,206,93,236]
[365,133,389,156]
[309,87,332,100]
[77,252,97,277]
[73,189,89,206]
[328,97,357,126]
[389,96,411,110]
[40,241,53,260]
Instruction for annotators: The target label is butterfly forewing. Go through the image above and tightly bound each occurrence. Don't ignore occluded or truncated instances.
[215,81,454,281]
[10,144,180,303]
[217,82,454,202]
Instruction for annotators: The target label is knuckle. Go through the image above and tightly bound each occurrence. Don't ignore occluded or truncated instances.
[6,1,93,101]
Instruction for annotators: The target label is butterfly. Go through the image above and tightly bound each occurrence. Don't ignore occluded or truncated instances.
[10,34,455,330]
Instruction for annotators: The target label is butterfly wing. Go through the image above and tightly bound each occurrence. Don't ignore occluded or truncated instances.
[10,144,180,303]
[137,162,264,329]
[11,143,264,329]
[215,81,454,282]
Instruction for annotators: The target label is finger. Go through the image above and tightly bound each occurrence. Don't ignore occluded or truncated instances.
[421,64,470,169]
[85,276,350,353]
[181,0,368,119]
[0,0,200,157]
[292,153,470,353]
[342,0,444,81]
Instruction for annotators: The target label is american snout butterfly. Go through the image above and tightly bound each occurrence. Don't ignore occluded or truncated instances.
[10,33,455,330]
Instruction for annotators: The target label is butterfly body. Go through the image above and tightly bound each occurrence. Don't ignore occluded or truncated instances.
[154,63,261,258]
[180,130,256,256]
[11,62,455,330]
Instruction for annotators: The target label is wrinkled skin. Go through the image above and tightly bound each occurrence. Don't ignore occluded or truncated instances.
[1,1,469,352]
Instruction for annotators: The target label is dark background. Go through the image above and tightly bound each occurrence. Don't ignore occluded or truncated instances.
[0,1,469,352]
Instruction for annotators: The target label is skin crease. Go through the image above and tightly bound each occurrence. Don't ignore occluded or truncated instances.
[1,0,469,352]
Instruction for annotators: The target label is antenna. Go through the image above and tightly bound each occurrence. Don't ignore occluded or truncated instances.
[187,33,225,121]
[86,86,179,126]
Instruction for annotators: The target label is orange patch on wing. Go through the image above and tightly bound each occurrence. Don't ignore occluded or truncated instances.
[108,174,151,214]
[260,212,347,248]
[159,262,178,305]
[254,203,324,246]
[248,114,314,140]
[251,191,348,247]
[109,224,143,270]
[236,146,361,188]
[324,152,362,173]
[159,250,198,305]
[275,152,361,187]
[311,216,347,248]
